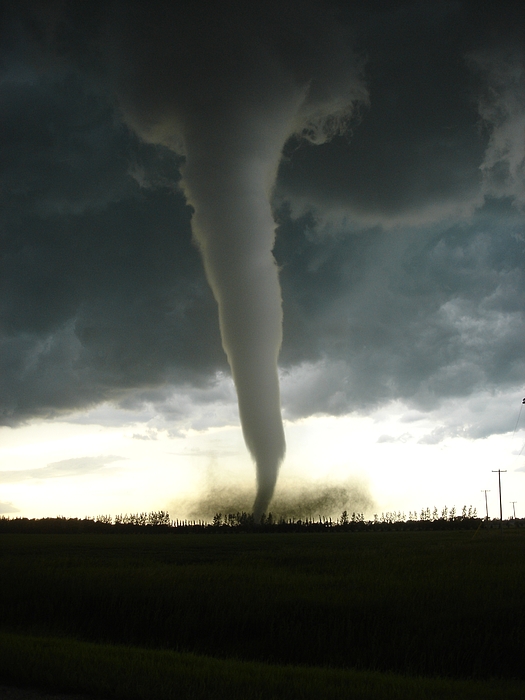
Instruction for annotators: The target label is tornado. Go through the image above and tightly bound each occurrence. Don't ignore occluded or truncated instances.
[181,103,303,518]
[110,1,368,518]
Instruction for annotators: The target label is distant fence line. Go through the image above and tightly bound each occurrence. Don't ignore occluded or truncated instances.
[1,508,524,534]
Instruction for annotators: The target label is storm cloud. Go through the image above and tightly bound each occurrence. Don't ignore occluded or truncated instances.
[1,0,523,448]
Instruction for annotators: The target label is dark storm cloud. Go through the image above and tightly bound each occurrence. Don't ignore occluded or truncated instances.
[0,0,523,438]
[0,163,226,424]
[278,0,524,225]
[0,47,225,424]
[277,199,524,420]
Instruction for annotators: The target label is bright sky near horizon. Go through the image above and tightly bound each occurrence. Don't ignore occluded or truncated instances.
[1,0,524,521]
[2,389,524,521]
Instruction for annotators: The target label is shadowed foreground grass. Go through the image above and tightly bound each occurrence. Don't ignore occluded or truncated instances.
[1,632,523,700]
[1,530,524,698]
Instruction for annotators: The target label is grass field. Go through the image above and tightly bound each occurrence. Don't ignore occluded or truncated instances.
[1,530,524,698]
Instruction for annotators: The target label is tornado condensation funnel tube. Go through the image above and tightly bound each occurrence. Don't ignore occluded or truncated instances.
[181,136,288,520]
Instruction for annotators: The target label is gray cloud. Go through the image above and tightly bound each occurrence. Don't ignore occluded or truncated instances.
[277,202,524,418]
[377,433,413,444]
[132,429,158,441]
[0,501,20,514]
[0,455,125,483]
[0,66,225,425]
[377,435,397,444]
[470,47,525,208]
[277,2,485,227]
[278,1,524,229]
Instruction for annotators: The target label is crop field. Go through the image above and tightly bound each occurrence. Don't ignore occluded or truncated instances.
[1,529,524,699]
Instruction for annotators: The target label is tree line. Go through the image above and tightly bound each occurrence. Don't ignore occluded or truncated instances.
[1,506,523,534]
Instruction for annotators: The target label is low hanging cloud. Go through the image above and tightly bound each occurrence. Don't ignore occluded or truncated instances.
[277,216,524,419]
[470,48,525,208]
[0,501,20,514]
[0,455,125,483]
[377,433,413,444]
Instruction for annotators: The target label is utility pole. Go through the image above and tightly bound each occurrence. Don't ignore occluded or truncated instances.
[492,470,507,530]
[481,490,490,520]
[510,501,517,519]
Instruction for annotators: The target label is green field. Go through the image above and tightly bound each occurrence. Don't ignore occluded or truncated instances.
[1,530,524,699]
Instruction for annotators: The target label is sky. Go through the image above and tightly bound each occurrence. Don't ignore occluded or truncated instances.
[1,0,524,522]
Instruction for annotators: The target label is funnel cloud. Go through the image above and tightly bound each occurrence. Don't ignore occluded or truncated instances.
[111,1,368,516]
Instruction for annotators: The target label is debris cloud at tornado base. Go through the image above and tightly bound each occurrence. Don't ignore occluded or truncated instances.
[110,1,368,517]
[176,480,375,524]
